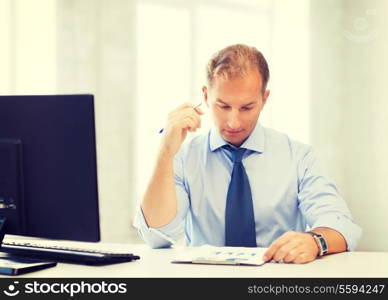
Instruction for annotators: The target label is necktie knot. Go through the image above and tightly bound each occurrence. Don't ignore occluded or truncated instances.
[224,145,246,163]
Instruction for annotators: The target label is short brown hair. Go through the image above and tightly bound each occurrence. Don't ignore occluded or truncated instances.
[206,44,270,94]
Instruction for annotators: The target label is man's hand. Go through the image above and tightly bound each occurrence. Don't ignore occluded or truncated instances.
[262,231,320,264]
[142,103,203,228]
[160,103,204,157]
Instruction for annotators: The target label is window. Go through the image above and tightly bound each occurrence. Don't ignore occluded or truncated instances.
[135,0,273,201]
[0,0,56,95]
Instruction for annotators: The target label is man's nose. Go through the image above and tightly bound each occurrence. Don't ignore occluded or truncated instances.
[227,110,241,129]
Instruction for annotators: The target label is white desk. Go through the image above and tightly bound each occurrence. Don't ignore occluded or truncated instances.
[3,242,388,278]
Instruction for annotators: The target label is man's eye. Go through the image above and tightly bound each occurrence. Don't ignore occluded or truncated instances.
[220,106,230,110]
[241,107,252,111]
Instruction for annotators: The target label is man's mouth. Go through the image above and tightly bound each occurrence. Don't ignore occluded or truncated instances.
[224,129,244,135]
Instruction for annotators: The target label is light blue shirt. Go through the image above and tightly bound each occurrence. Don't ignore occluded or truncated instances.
[135,123,362,250]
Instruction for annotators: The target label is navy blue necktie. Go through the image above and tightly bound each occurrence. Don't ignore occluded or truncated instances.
[224,146,257,247]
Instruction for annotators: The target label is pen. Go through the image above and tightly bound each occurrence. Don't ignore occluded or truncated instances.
[159,103,202,134]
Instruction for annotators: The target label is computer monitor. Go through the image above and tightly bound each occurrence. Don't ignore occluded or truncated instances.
[0,94,100,242]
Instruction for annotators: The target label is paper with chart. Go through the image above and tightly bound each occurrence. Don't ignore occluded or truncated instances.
[171,245,268,266]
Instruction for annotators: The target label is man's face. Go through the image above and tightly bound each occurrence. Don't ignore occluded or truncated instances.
[203,69,270,147]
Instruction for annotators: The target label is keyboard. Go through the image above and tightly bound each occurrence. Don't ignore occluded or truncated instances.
[0,241,140,265]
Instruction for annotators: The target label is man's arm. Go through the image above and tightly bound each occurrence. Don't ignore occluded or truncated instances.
[311,226,347,253]
[263,146,361,264]
[141,104,203,228]
[262,227,346,264]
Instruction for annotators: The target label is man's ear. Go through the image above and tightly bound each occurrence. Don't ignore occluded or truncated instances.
[262,89,270,106]
[202,86,209,107]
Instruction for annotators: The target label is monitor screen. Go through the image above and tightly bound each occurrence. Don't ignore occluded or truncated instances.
[0,94,100,242]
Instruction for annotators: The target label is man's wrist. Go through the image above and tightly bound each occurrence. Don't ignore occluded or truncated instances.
[306,231,329,256]
[304,232,320,258]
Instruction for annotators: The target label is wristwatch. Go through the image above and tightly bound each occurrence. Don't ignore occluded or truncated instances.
[306,231,328,256]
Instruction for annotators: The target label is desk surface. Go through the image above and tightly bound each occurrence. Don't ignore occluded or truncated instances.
[2,241,388,278]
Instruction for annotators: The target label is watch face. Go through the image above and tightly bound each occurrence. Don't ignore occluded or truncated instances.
[319,236,328,253]
[315,235,328,256]
[307,232,328,256]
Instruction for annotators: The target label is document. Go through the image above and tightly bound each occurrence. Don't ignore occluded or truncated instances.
[171,245,268,266]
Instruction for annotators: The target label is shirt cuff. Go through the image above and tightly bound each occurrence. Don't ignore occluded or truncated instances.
[133,206,183,249]
[310,213,362,251]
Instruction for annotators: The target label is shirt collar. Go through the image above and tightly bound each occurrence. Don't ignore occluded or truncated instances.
[209,122,265,153]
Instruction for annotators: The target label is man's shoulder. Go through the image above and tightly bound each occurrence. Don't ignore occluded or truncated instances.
[262,126,312,156]
[175,131,210,160]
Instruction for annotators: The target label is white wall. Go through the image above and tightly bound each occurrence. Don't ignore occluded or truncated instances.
[56,0,140,243]
[266,0,310,144]
[310,0,388,251]
[341,0,388,251]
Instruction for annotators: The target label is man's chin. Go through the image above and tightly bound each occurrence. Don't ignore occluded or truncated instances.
[222,134,246,147]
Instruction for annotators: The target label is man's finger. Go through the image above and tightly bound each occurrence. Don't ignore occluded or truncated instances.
[263,235,291,262]
[272,241,299,262]
[175,106,203,119]
[183,117,197,132]
[194,106,204,115]
[283,247,304,263]
[293,252,310,264]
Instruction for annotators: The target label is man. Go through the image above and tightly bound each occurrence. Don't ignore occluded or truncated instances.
[135,44,361,264]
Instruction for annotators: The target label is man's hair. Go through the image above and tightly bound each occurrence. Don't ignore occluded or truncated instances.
[206,44,270,94]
